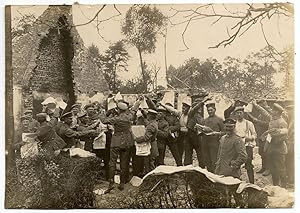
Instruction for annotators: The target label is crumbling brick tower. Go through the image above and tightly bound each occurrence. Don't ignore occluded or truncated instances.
[12,5,108,124]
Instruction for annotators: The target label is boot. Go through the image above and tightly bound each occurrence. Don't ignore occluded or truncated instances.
[247,169,255,184]
[104,180,114,194]
[262,170,270,176]
[118,183,124,191]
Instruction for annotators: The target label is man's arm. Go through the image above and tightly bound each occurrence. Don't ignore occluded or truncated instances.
[188,101,203,117]
[157,121,169,138]
[253,101,272,121]
[136,124,155,143]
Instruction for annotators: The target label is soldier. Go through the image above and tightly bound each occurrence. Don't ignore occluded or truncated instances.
[285,105,294,187]
[203,103,224,172]
[163,103,183,166]
[24,109,40,132]
[234,106,257,184]
[102,102,135,193]
[156,106,173,166]
[35,113,66,157]
[70,103,81,129]
[261,103,288,188]
[13,115,32,158]
[215,118,247,179]
[247,100,272,176]
[184,96,206,167]
[56,112,96,148]
[135,109,158,176]
[77,111,100,151]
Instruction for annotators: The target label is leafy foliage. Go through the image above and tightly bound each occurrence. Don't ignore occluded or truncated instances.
[122,5,166,92]
[6,148,104,209]
[87,41,129,93]
[167,47,284,101]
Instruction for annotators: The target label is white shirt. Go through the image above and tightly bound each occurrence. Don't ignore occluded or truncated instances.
[235,119,257,147]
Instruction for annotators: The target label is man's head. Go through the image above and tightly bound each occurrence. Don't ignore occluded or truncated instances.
[71,103,81,115]
[36,113,48,123]
[61,112,73,125]
[234,106,245,121]
[77,111,88,124]
[223,118,236,134]
[271,103,284,118]
[117,101,128,114]
[206,103,216,117]
[24,109,33,119]
[21,115,30,129]
[182,102,191,115]
[84,104,95,116]
[157,106,166,120]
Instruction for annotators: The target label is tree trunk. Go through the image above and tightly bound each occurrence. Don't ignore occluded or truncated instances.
[137,48,147,92]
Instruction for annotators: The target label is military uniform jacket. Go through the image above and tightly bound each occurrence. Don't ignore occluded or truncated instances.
[56,122,93,148]
[268,117,288,154]
[215,133,247,178]
[136,120,159,157]
[36,122,67,152]
[157,118,169,144]
[187,110,204,133]
[102,112,134,148]
[165,113,180,142]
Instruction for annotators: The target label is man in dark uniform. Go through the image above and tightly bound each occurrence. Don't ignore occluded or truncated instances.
[184,96,206,167]
[56,112,96,148]
[215,118,247,179]
[163,103,183,166]
[35,113,66,157]
[285,105,294,187]
[135,109,158,176]
[156,106,178,166]
[77,111,101,151]
[261,103,288,188]
[203,103,224,172]
[102,102,135,193]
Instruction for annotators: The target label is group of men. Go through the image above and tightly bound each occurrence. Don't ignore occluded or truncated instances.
[14,92,294,194]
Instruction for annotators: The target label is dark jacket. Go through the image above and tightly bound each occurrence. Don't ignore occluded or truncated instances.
[136,120,159,157]
[157,118,169,144]
[165,113,180,142]
[56,122,94,148]
[102,112,134,148]
[215,133,247,178]
[36,122,66,153]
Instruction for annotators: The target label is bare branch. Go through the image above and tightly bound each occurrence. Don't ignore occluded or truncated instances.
[168,3,292,50]
[72,5,106,27]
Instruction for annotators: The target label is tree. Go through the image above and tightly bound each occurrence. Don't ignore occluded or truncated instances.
[167,47,282,100]
[121,5,166,92]
[101,41,129,93]
[167,57,222,90]
[87,41,129,93]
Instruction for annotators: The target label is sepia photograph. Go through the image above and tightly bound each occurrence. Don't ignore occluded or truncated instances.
[4,1,295,209]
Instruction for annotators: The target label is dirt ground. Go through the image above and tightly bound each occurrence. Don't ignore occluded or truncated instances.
[94,146,294,208]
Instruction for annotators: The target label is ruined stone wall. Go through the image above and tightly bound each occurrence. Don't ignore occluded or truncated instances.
[29,27,69,96]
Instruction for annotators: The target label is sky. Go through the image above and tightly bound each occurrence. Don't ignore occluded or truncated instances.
[11,3,294,87]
